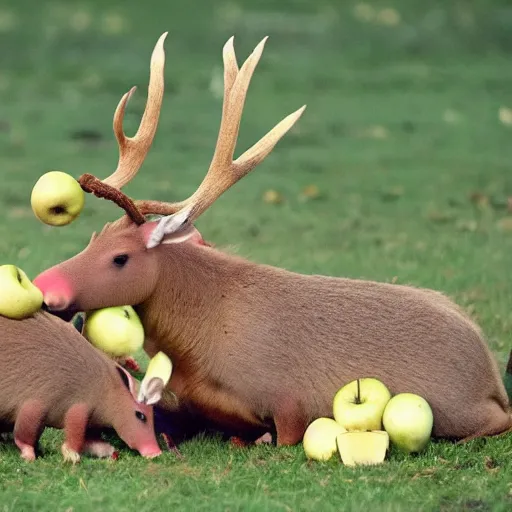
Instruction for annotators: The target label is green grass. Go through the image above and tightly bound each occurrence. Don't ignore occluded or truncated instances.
[1,0,512,510]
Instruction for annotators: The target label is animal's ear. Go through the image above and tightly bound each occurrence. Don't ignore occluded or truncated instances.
[116,366,139,399]
[143,205,195,249]
[141,213,205,248]
[137,377,164,405]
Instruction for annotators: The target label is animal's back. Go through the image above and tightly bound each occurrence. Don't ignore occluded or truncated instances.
[219,265,511,438]
[0,311,110,427]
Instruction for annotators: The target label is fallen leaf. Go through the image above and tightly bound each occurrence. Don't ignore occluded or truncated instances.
[376,8,401,26]
[469,192,489,209]
[497,217,512,232]
[263,189,284,204]
[300,184,321,201]
[499,106,512,126]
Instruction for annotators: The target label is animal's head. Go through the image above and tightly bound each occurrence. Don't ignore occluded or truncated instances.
[107,365,162,458]
[34,32,305,318]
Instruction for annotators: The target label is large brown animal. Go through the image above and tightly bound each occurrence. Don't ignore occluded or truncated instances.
[33,33,512,446]
[0,311,162,461]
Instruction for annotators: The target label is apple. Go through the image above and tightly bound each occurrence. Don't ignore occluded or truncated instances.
[31,171,85,226]
[0,265,43,319]
[336,430,389,467]
[83,305,144,358]
[333,378,392,431]
[382,393,433,453]
[302,417,347,461]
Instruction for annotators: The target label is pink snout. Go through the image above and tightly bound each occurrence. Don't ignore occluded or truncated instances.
[33,269,74,312]
[138,445,162,458]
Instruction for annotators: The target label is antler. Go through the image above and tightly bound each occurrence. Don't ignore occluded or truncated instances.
[141,36,306,247]
[77,32,168,224]
[77,34,305,238]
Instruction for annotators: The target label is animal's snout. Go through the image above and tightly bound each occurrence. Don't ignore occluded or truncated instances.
[43,293,70,311]
[138,445,162,458]
[33,269,74,312]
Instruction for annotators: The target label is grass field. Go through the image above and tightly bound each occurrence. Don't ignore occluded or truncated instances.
[1,0,512,510]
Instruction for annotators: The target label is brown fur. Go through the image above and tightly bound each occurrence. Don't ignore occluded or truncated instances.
[34,216,512,445]
[0,310,161,460]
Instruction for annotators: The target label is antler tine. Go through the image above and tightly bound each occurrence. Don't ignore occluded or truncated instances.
[102,31,168,189]
[141,37,306,237]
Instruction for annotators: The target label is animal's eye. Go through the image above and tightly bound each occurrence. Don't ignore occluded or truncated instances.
[135,411,147,423]
[113,254,129,267]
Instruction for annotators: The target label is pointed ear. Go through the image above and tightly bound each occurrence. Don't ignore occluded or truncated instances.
[116,365,139,399]
[143,205,195,249]
[137,377,165,405]
[141,212,205,249]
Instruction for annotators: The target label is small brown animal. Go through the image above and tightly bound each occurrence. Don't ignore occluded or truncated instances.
[0,311,162,462]
[34,33,512,446]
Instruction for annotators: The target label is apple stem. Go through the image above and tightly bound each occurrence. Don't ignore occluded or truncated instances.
[356,379,361,405]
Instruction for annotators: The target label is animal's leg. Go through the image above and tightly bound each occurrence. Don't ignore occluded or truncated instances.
[61,403,90,464]
[13,399,47,462]
[273,397,309,446]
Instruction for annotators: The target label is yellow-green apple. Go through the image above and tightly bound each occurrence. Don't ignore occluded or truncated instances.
[138,351,173,405]
[333,378,392,431]
[31,171,85,226]
[303,417,347,461]
[382,393,433,453]
[0,265,43,319]
[83,305,144,358]
[336,430,389,467]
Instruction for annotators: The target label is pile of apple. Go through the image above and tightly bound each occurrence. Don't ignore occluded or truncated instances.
[303,378,434,466]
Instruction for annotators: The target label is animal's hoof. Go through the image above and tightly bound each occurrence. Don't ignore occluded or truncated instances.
[19,445,36,461]
[15,439,36,461]
[255,432,273,445]
[83,440,116,458]
[61,442,81,464]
